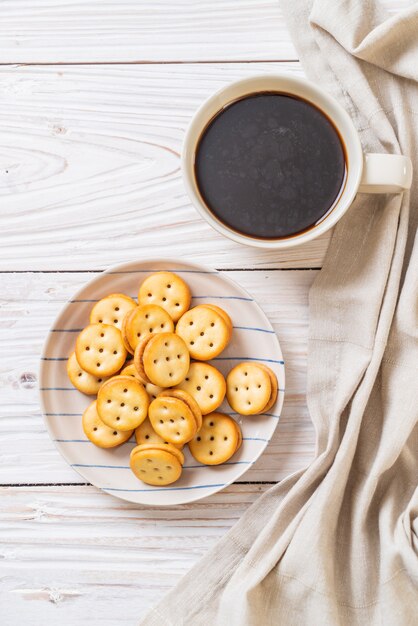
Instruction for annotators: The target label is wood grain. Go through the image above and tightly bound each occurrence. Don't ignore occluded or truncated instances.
[0,62,332,271]
[0,483,270,624]
[0,0,295,63]
[0,269,316,484]
[0,0,409,64]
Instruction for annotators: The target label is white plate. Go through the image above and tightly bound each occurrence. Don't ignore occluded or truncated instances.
[40,259,285,506]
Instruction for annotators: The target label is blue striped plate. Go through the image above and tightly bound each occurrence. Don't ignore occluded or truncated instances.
[40,259,285,506]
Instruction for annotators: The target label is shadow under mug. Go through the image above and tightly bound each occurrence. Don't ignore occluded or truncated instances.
[182,74,413,249]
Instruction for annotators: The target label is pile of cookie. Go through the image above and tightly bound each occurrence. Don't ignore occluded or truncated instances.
[67,271,277,486]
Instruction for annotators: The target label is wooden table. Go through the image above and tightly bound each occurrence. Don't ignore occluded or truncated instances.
[0,1,406,623]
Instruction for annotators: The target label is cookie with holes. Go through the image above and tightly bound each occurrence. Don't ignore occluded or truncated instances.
[175,305,231,361]
[67,351,110,395]
[137,332,190,387]
[255,362,278,412]
[97,375,149,431]
[89,293,136,331]
[135,418,183,450]
[175,361,226,415]
[82,400,133,448]
[121,308,136,355]
[122,363,164,401]
[120,362,144,383]
[76,323,127,377]
[226,362,275,415]
[200,304,232,335]
[130,444,182,486]
[158,388,202,431]
[148,395,198,445]
[126,304,174,351]
[188,412,241,465]
[138,271,191,322]
[132,441,184,465]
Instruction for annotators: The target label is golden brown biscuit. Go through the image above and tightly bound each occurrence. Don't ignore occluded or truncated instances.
[121,308,136,355]
[175,306,230,360]
[126,304,174,351]
[130,445,182,486]
[200,304,232,335]
[142,332,190,387]
[133,334,155,384]
[97,375,149,431]
[138,272,191,322]
[158,388,202,431]
[120,362,144,383]
[188,413,241,465]
[148,395,197,445]
[90,293,136,331]
[67,351,110,395]
[132,442,184,466]
[255,363,278,412]
[135,418,183,450]
[76,323,127,377]
[82,400,133,448]
[226,362,273,415]
[175,361,226,415]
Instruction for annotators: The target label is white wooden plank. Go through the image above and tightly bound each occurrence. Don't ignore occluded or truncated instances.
[0,269,316,484]
[0,483,267,624]
[0,0,295,63]
[0,0,409,64]
[0,62,332,270]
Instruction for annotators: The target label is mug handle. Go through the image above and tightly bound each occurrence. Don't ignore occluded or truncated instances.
[358,153,413,193]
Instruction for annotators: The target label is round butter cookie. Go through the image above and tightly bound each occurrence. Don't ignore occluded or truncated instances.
[175,305,230,361]
[126,304,174,351]
[97,375,149,431]
[158,388,202,431]
[82,400,133,448]
[138,271,191,322]
[89,293,136,331]
[142,332,190,387]
[226,362,272,415]
[67,351,110,395]
[149,395,198,445]
[188,413,241,465]
[130,445,182,486]
[76,323,127,377]
[175,361,226,415]
[255,363,278,412]
[135,418,183,451]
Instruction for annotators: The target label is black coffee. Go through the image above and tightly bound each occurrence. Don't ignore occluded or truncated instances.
[194,93,346,239]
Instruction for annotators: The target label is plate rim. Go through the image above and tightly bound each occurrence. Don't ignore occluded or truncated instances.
[39,257,285,506]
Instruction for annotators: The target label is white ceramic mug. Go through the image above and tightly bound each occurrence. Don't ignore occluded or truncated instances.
[182,74,413,249]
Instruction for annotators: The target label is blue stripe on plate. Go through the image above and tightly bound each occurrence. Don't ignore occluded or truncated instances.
[41,356,284,364]
[225,411,281,419]
[233,326,275,334]
[212,356,284,365]
[103,483,225,492]
[55,439,89,443]
[242,437,269,442]
[192,295,253,301]
[51,328,83,333]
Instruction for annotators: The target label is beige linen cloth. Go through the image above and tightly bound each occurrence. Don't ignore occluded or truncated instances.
[141,1,418,623]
